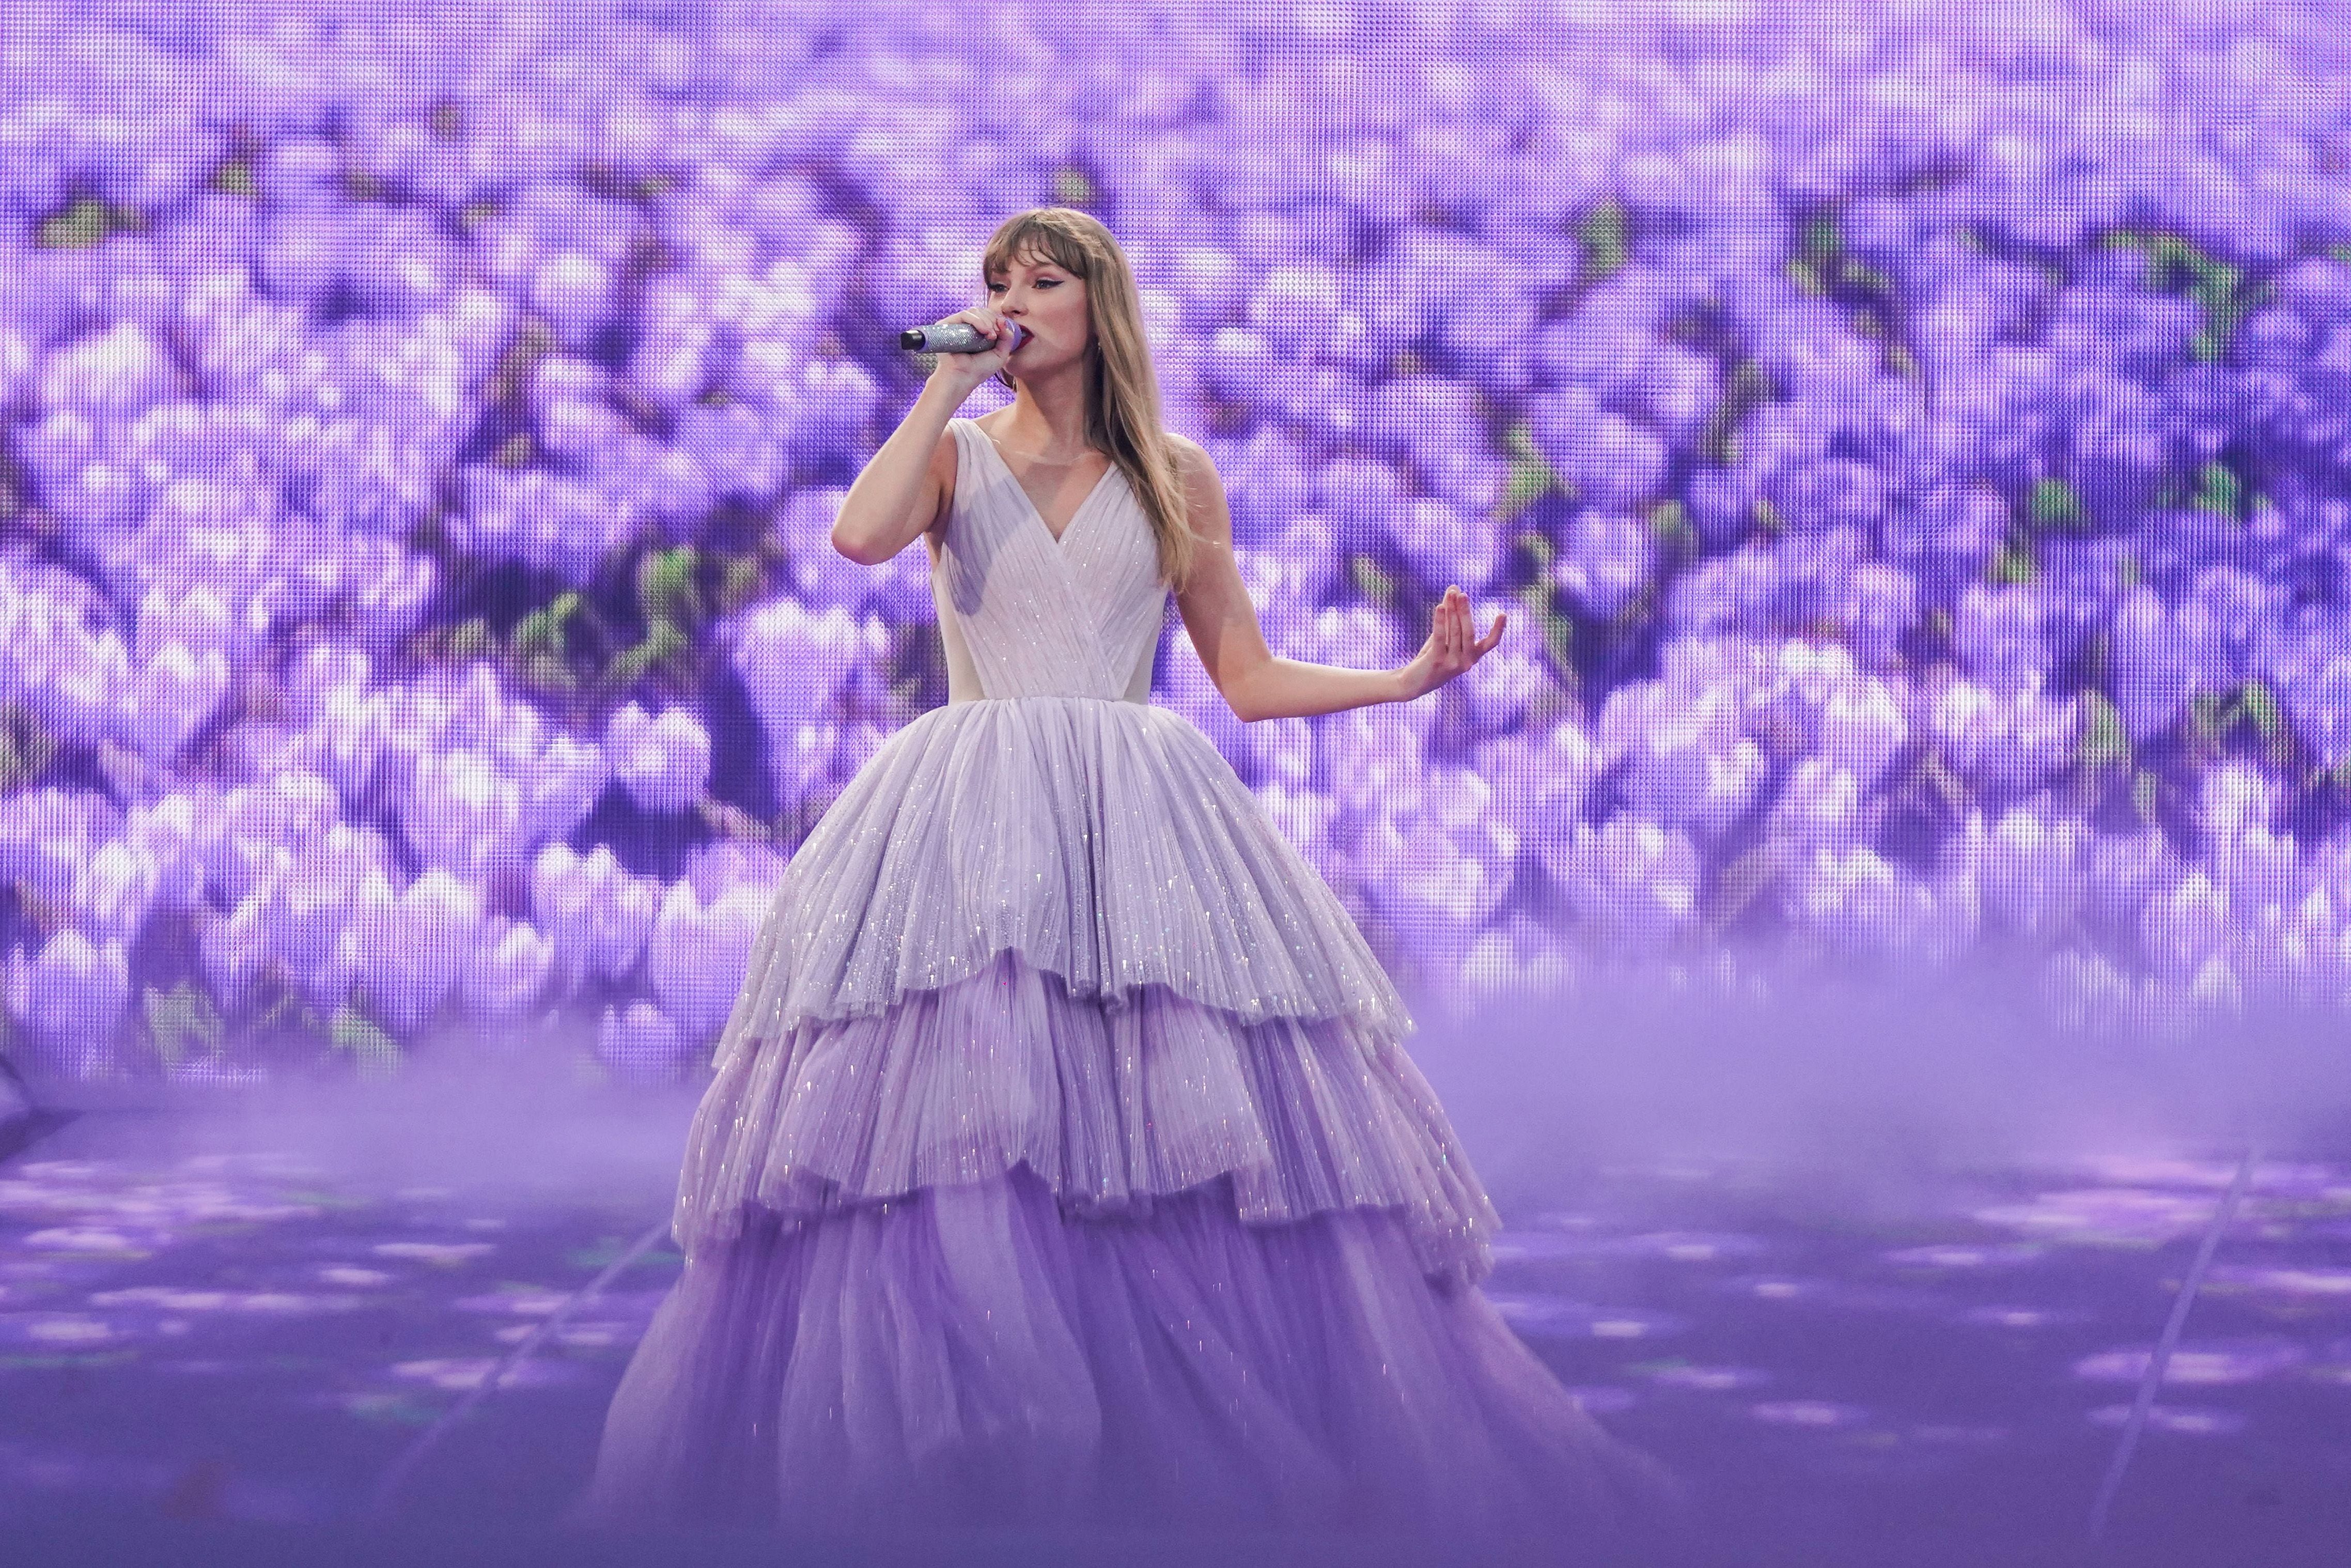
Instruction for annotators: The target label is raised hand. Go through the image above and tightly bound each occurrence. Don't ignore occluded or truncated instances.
[922,303,1023,399]
[1396,585,1505,702]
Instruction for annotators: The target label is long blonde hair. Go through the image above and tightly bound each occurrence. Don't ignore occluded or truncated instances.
[982,207,1198,592]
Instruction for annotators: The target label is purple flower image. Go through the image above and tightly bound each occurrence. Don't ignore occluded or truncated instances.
[0,0,2342,1092]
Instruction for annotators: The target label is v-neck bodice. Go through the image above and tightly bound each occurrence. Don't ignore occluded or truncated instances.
[970,422,1117,548]
[932,417,1169,706]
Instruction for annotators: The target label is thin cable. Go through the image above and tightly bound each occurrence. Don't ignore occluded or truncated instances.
[2087,1140,2259,1540]
[367,1211,674,1521]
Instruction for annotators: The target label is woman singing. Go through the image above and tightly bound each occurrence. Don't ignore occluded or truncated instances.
[574,204,1683,1550]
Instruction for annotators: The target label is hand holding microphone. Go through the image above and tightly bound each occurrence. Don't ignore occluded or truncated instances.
[907,305,1028,397]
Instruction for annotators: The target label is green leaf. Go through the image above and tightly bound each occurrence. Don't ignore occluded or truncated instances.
[2237,679,2281,740]
[2077,692,2129,769]
[2027,476,2087,533]
[36,196,114,250]
[1347,554,1397,608]
[636,545,706,629]
[511,591,584,662]
[1515,582,1574,676]
[212,158,260,199]
[1990,534,2037,585]
[0,703,56,793]
[2131,770,2158,821]
[1801,212,1840,266]
[142,982,224,1068]
[330,1002,401,1080]
[601,619,692,691]
[2191,459,2245,520]
[1577,196,1629,285]
[1701,361,1772,466]
[717,555,765,615]
[2103,226,2266,360]
[2188,691,2230,741]
[517,652,579,695]
[1646,499,1696,560]
[1845,260,1895,297]
[456,619,497,662]
[1494,421,1559,524]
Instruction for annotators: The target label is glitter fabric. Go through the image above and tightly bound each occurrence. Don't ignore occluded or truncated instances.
[676,417,1484,1277]
[576,417,1684,1537]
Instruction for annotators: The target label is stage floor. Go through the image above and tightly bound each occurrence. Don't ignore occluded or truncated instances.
[1,1079,2346,1566]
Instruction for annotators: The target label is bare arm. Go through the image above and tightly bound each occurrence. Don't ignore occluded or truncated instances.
[1170,439,1505,723]
[829,379,962,565]
[830,302,1018,565]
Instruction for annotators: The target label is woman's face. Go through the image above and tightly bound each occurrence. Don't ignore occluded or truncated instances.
[986,247,1091,377]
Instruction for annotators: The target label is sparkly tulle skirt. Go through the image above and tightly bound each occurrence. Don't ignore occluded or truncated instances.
[569,697,1686,1547]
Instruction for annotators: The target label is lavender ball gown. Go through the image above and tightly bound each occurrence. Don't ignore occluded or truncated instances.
[574,417,1683,1545]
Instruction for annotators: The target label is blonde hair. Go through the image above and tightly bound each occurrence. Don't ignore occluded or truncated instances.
[982,207,1198,592]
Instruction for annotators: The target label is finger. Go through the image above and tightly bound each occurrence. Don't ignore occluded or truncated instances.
[1474,608,1506,654]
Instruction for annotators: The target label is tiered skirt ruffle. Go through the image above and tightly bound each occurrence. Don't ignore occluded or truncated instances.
[583,1164,1685,1544]
[579,695,1682,1541]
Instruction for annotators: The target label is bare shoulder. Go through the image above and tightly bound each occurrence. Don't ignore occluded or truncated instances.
[1163,430,1213,477]
[1159,433,1232,553]
[1162,432,1224,505]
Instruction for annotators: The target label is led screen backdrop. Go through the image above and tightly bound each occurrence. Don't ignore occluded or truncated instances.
[0,0,2346,1085]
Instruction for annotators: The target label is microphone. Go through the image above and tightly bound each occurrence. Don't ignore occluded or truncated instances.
[898,320,1029,354]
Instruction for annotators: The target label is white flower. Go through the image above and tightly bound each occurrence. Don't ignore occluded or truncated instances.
[338,869,485,1033]
[38,321,180,417]
[399,750,524,879]
[1818,675,1909,786]
[605,702,712,815]
[1975,806,2084,939]
[531,842,657,984]
[1791,844,1935,956]
[2142,871,2231,982]
[19,929,129,1040]
[1359,768,1517,928]
[122,639,231,759]
[525,732,613,841]
[732,598,889,793]
[598,1000,689,1085]
[646,880,764,1037]
[1458,647,1552,734]
[1550,816,1702,954]
[1769,758,1866,853]
[2199,759,2276,842]
[462,917,557,1022]
[69,839,159,950]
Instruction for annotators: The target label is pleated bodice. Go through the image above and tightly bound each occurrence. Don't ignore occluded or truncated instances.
[933,417,1161,705]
